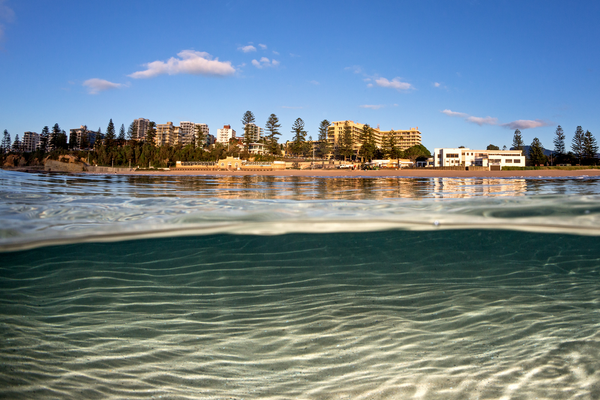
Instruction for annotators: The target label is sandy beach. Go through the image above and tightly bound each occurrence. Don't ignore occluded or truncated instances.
[112,168,600,178]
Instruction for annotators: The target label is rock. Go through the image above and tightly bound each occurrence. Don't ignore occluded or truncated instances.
[3,154,26,167]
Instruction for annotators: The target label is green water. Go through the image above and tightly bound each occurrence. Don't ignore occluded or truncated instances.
[1,230,599,399]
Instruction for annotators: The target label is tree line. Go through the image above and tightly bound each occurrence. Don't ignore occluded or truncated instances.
[1,112,431,168]
[508,126,598,166]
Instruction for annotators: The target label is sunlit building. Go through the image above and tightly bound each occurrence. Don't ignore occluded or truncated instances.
[216,125,236,144]
[434,148,525,169]
[327,121,422,158]
[156,122,177,146]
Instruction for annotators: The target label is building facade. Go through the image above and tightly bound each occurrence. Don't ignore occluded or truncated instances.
[179,121,210,147]
[216,125,236,144]
[133,118,150,141]
[434,148,525,168]
[327,121,422,157]
[22,131,40,152]
[380,127,422,150]
[156,122,177,146]
[68,126,101,150]
[243,123,263,143]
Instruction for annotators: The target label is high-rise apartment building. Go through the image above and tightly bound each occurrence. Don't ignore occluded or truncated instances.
[179,121,210,147]
[68,126,101,150]
[216,125,236,143]
[133,118,150,141]
[156,122,177,146]
[22,131,40,152]
[243,123,263,143]
[179,121,195,146]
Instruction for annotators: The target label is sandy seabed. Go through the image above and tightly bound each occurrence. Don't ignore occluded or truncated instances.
[2,232,600,400]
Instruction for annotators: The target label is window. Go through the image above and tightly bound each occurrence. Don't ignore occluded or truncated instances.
[514,159,521,163]
[505,159,512,163]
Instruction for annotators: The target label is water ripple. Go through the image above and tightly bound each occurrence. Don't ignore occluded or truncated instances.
[1,231,599,399]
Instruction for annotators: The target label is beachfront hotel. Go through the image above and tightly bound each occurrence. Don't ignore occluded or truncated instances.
[434,148,525,169]
[327,121,422,154]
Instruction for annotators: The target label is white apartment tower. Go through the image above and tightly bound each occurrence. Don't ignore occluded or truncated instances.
[217,125,236,143]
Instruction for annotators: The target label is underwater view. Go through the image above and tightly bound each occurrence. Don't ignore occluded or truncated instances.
[1,170,600,399]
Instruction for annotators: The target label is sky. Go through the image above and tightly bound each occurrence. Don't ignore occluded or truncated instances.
[1,0,599,151]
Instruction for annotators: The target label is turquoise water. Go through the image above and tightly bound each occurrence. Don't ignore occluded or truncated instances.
[1,170,600,399]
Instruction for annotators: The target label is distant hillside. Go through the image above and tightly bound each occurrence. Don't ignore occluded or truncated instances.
[518,146,554,157]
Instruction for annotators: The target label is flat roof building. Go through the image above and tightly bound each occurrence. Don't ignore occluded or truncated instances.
[22,131,40,153]
[434,148,525,169]
[133,118,150,141]
[217,125,236,144]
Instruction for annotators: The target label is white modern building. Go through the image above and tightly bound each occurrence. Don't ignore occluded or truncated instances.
[434,148,525,169]
[217,125,236,144]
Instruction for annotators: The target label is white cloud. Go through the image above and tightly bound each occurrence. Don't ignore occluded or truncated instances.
[442,109,550,129]
[501,120,551,130]
[252,57,279,69]
[238,45,256,53]
[442,109,468,118]
[359,104,384,110]
[309,80,320,85]
[258,44,267,50]
[83,78,124,94]
[129,50,235,78]
[466,116,498,126]
[272,50,279,55]
[434,82,441,87]
[375,77,413,91]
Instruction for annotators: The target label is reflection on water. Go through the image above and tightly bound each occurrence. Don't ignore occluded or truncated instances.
[3,171,600,201]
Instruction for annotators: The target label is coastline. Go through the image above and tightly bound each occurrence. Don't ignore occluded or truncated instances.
[96,168,600,178]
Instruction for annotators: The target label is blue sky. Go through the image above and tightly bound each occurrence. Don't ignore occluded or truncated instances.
[1,0,599,150]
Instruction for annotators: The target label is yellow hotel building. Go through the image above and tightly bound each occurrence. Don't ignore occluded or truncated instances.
[327,120,422,156]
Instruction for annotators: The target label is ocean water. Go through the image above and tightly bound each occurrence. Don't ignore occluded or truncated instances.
[1,170,600,399]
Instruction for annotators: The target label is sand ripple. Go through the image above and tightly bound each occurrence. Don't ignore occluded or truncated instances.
[1,230,599,399]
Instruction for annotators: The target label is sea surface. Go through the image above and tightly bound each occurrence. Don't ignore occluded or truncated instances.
[1,170,599,399]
